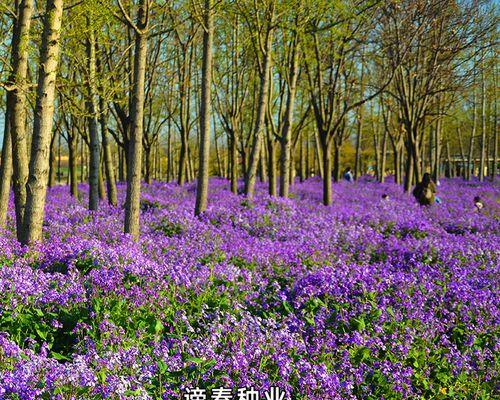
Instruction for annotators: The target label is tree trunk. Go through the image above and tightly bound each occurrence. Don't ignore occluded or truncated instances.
[299,132,306,182]
[321,138,332,206]
[98,162,106,200]
[379,128,388,183]
[195,0,214,215]
[230,131,238,194]
[124,5,148,240]
[479,61,487,181]
[69,132,78,197]
[333,141,341,183]
[267,135,277,196]
[21,0,64,244]
[86,22,100,210]
[57,130,61,184]
[48,130,57,187]
[404,147,414,193]
[354,109,363,180]
[259,144,267,183]
[491,63,497,181]
[99,99,117,206]
[0,94,13,228]
[10,0,34,240]
[433,116,442,182]
[144,146,152,184]
[314,128,323,178]
[279,32,299,198]
[244,27,274,199]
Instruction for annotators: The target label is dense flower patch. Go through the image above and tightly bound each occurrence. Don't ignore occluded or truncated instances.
[0,177,498,399]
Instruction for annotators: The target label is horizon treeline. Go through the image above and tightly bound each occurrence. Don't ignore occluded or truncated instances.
[0,0,497,243]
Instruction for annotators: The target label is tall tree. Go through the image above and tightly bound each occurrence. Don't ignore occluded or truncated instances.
[195,0,214,215]
[242,0,276,200]
[9,0,34,240]
[21,0,64,244]
[121,0,150,240]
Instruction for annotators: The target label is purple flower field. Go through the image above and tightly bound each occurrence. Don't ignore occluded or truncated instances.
[0,178,498,399]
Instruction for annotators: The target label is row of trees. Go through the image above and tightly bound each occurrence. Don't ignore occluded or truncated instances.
[0,0,497,244]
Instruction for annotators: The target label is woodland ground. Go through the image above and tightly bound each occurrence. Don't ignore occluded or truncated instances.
[0,177,498,399]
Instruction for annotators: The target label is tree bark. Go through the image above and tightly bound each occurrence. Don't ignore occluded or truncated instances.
[0,94,13,228]
[124,1,148,240]
[321,138,332,205]
[230,131,238,193]
[99,99,118,206]
[9,0,34,240]
[244,25,274,199]
[195,0,214,215]
[467,91,477,180]
[479,60,487,181]
[21,0,64,244]
[68,130,78,197]
[86,22,100,210]
[48,130,57,187]
[279,32,299,198]
[266,132,277,196]
[379,128,388,183]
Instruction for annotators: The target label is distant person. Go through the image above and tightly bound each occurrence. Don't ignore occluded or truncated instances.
[474,196,484,211]
[412,173,437,206]
[343,167,354,183]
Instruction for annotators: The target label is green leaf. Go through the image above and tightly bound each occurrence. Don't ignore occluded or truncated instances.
[186,357,204,364]
[282,300,293,314]
[154,319,163,334]
[51,351,70,361]
[35,327,47,340]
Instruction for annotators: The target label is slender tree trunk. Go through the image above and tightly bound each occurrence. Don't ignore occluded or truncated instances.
[0,94,13,228]
[124,5,148,240]
[195,0,214,215]
[479,61,487,181]
[230,131,238,194]
[391,138,400,185]
[144,146,152,184]
[305,133,310,179]
[467,134,475,180]
[279,33,299,198]
[354,109,363,180]
[99,99,117,205]
[245,28,274,199]
[380,128,388,183]
[321,138,332,206]
[259,144,267,183]
[98,161,106,200]
[457,125,466,179]
[166,122,172,181]
[10,0,34,239]
[314,128,323,178]
[491,63,497,181]
[178,133,188,185]
[404,147,414,193]
[69,132,78,197]
[21,0,64,244]
[48,130,57,187]
[57,130,61,184]
[118,147,125,182]
[86,23,100,210]
[445,140,452,178]
[333,141,341,183]
[433,116,441,182]
[299,132,306,182]
[267,135,277,196]
[467,93,477,180]
[289,147,296,185]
